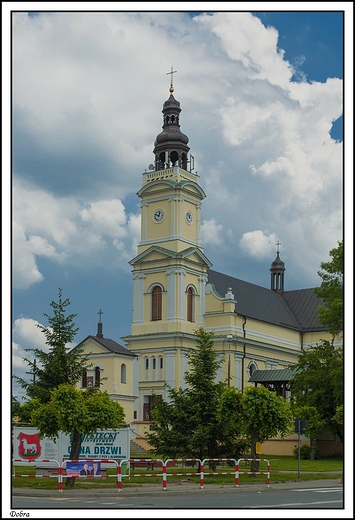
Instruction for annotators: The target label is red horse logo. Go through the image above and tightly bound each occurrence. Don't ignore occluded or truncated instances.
[18,432,41,461]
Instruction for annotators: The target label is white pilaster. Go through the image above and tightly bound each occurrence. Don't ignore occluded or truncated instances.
[166,268,177,321]
[179,268,186,321]
[148,355,152,382]
[196,203,202,245]
[132,272,145,324]
[169,197,176,237]
[181,350,189,389]
[165,349,176,394]
[235,353,242,390]
[141,202,148,242]
[142,356,146,381]
[198,274,208,326]
[216,353,224,383]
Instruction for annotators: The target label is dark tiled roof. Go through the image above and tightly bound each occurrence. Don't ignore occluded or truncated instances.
[77,335,136,357]
[207,269,327,332]
[281,289,325,332]
[249,368,296,383]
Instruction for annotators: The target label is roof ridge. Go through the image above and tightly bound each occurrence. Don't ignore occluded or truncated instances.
[277,294,304,330]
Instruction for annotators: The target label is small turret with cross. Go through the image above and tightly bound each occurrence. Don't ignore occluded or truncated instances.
[97,309,104,338]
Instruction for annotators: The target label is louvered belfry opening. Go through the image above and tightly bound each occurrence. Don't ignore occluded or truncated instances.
[151,285,162,321]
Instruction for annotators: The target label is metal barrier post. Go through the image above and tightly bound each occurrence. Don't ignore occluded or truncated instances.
[162,463,167,490]
[58,465,63,493]
[236,461,239,486]
[200,461,204,489]
[117,460,126,492]
[267,461,270,487]
[116,460,120,492]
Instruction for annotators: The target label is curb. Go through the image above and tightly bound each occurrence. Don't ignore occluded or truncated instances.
[12,478,343,498]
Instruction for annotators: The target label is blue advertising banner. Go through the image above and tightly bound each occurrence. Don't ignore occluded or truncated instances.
[66,460,101,476]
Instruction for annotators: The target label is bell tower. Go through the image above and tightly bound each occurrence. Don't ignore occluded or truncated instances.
[153,67,190,171]
[134,70,209,260]
[270,241,285,293]
[122,71,212,420]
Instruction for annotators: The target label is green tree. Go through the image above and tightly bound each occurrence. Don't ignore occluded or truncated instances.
[334,405,343,426]
[292,405,326,460]
[147,328,246,467]
[314,240,343,339]
[13,289,125,488]
[290,340,343,444]
[219,386,293,473]
[13,288,89,404]
[30,384,125,487]
[12,396,21,419]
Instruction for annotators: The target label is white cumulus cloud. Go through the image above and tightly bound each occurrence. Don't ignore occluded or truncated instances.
[239,230,279,260]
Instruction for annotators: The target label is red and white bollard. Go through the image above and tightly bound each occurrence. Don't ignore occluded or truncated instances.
[162,463,167,490]
[200,462,204,489]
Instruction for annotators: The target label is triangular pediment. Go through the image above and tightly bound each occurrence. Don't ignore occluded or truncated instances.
[74,336,109,355]
[179,247,212,267]
[73,335,135,357]
[130,245,212,268]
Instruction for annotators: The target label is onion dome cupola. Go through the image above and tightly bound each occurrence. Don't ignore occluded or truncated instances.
[270,242,285,293]
[153,67,190,171]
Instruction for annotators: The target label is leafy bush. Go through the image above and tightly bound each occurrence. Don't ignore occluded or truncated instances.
[293,444,321,460]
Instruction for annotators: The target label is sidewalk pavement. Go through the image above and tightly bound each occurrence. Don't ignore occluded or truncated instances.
[12,477,343,498]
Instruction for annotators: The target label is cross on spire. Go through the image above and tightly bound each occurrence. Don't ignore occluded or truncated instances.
[97,309,104,322]
[166,65,177,93]
[276,241,281,254]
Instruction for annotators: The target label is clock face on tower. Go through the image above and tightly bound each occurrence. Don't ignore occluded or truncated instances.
[185,210,193,224]
[153,209,165,222]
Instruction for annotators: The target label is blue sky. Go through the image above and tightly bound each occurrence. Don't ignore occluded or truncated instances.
[5,5,351,402]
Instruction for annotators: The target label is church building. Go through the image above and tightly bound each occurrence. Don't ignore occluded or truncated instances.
[76,77,336,455]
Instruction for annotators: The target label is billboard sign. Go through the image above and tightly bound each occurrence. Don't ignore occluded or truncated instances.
[13,427,130,467]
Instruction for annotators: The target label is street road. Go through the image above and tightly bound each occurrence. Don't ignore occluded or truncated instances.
[11,486,343,511]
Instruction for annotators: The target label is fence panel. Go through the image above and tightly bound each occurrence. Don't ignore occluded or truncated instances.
[236,458,270,487]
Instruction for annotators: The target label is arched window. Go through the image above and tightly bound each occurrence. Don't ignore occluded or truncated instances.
[94,366,101,387]
[160,357,163,369]
[248,361,257,377]
[152,357,156,369]
[121,363,126,384]
[82,369,87,388]
[152,285,162,321]
[187,286,195,322]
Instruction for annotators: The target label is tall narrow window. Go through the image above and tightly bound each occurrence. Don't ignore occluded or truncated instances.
[187,287,194,322]
[82,369,87,388]
[152,285,162,321]
[121,363,126,383]
[152,358,156,369]
[94,366,100,387]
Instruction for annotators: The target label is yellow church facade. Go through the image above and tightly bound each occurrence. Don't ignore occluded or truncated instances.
[76,80,338,455]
